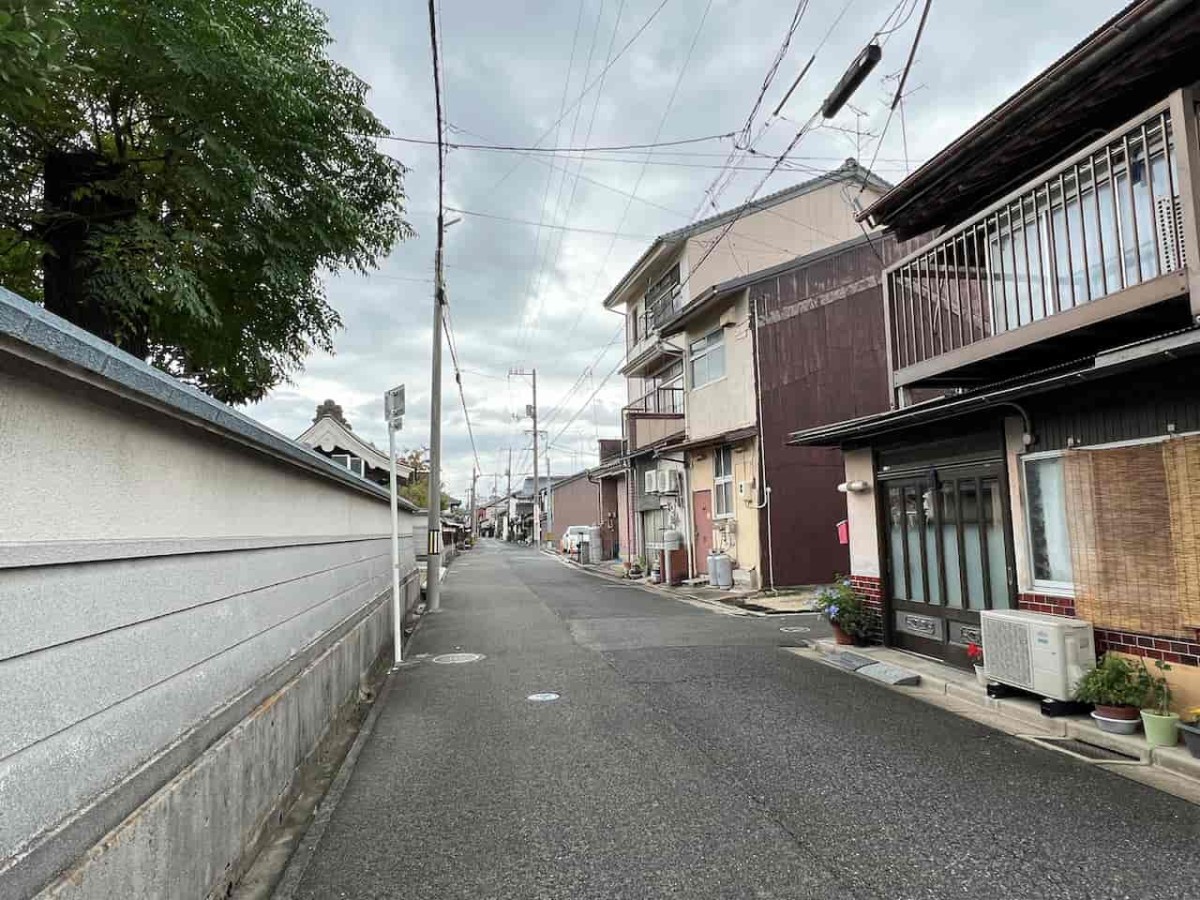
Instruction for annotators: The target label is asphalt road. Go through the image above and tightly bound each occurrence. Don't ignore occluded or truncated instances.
[284,540,1200,900]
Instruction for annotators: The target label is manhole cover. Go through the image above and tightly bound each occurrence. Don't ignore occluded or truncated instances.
[432,652,485,665]
[527,692,560,702]
[779,626,811,633]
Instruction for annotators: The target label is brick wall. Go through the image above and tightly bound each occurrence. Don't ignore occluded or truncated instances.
[850,575,883,641]
[1017,593,1199,668]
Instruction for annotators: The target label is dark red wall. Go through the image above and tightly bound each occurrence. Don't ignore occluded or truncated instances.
[752,235,898,586]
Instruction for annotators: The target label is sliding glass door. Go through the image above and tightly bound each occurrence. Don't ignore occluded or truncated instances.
[881,461,1014,665]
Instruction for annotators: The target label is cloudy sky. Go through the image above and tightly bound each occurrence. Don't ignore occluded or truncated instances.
[245,0,1126,502]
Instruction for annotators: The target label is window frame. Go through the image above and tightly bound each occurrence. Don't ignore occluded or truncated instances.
[713,445,735,519]
[1019,449,1075,595]
[689,327,726,390]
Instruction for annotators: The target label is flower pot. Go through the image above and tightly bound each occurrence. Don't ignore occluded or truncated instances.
[1180,723,1200,758]
[832,623,854,646]
[1141,710,1181,748]
[1094,704,1140,721]
[1091,711,1141,735]
[973,665,987,687]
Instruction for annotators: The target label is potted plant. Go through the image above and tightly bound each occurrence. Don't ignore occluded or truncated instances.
[815,578,868,646]
[1139,659,1179,748]
[966,642,986,687]
[1074,653,1145,734]
[1179,707,1200,758]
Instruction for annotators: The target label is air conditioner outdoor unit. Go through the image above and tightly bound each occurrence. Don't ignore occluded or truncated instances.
[980,609,1095,702]
[658,469,680,494]
[644,470,659,494]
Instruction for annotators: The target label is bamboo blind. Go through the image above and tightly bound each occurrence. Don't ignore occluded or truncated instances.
[1064,435,1200,638]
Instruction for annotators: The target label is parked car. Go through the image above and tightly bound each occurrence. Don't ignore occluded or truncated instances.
[560,525,590,555]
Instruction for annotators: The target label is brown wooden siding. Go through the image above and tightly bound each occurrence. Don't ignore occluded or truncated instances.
[754,235,898,586]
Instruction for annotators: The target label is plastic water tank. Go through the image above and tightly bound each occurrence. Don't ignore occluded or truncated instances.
[709,552,734,589]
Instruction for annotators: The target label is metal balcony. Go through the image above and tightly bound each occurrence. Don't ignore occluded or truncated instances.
[887,101,1192,389]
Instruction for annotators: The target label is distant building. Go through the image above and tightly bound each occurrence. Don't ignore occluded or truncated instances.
[297,401,413,488]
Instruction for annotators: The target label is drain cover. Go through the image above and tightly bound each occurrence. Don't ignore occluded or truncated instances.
[1027,736,1143,764]
[779,626,811,633]
[432,652,485,665]
[527,692,560,702]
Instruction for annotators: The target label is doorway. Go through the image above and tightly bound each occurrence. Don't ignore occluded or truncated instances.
[879,459,1015,667]
[693,489,713,576]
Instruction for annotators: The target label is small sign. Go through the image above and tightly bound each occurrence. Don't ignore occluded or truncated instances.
[384,384,405,428]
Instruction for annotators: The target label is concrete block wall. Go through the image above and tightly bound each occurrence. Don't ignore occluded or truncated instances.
[0,288,418,898]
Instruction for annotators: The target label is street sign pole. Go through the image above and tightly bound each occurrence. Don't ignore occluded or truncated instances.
[385,385,405,667]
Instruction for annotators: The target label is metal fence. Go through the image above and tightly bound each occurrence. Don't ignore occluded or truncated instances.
[887,103,1186,372]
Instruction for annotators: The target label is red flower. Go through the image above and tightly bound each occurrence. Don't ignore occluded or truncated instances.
[966,642,983,663]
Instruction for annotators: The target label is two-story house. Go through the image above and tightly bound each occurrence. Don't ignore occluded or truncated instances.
[604,158,891,584]
[788,0,1200,706]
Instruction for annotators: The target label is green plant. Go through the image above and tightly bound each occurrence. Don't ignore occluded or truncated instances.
[1073,653,1149,707]
[1,0,411,403]
[1139,658,1173,716]
[814,577,871,638]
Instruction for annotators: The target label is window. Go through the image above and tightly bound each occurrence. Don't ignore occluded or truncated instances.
[1022,453,1073,591]
[689,328,725,388]
[713,446,734,518]
[333,453,365,478]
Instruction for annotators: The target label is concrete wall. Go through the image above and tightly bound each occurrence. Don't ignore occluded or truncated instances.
[684,181,885,300]
[682,291,756,441]
[549,473,599,539]
[687,439,761,586]
[0,289,417,899]
[843,449,880,579]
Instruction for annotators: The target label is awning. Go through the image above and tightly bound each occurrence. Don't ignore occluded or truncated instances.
[659,425,758,455]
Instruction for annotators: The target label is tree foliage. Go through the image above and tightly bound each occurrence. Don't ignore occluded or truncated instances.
[0,0,411,402]
[397,447,450,510]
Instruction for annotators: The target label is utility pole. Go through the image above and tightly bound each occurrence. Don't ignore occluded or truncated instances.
[510,369,539,546]
[531,369,539,547]
[505,447,512,542]
[426,0,446,612]
[469,469,478,539]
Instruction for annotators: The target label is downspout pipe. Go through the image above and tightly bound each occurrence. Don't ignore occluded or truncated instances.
[749,290,776,590]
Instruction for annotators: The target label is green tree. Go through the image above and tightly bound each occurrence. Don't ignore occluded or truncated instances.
[0,0,411,402]
[397,447,450,511]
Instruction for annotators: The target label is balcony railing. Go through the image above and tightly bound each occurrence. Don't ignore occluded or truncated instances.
[624,385,684,417]
[887,103,1187,379]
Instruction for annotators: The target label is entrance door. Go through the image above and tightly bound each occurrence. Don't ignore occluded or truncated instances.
[693,490,713,575]
[880,462,1015,666]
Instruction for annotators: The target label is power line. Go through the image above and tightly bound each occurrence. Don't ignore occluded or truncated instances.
[379,131,737,154]
[858,0,932,195]
[487,0,676,194]
[441,304,483,475]
[445,206,656,239]
[578,0,716,334]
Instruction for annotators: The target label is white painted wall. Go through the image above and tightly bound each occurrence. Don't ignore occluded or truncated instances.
[0,299,417,898]
[0,373,393,543]
[683,291,756,440]
[844,448,880,578]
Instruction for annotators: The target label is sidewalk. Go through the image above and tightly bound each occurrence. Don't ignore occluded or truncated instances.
[548,548,821,613]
